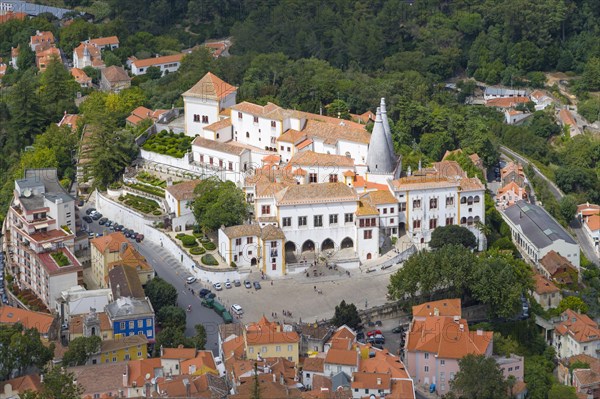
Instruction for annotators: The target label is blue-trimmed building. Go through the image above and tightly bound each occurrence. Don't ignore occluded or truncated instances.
[105,296,155,342]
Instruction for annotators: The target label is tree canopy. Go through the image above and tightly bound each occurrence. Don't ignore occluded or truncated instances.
[450,354,508,399]
[62,335,102,367]
[144,277,178,314]
[191,177,249,231]
[429,225,477,249]
[331,300,361,330]
[0,324,54,380]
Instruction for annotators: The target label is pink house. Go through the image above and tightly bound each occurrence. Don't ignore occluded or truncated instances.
[405,300,493,396]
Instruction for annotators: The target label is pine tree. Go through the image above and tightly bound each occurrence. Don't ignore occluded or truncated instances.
[250,362,261,399]
[39,56,78,121]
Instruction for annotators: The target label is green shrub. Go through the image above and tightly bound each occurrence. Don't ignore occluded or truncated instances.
[193,232,203,238]
[51,251,70,267]
[189,247,206,255]
[201,254,219,266]
[199,237,210,244]
[230,261,237,268]
[142,131,193,158]
[180,235,198,248]
[152,210,162,215]
[203,242,216,251]
[176,233,186,239]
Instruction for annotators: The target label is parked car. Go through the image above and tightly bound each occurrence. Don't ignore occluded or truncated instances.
[136,234,144,242]
[98,218,108,225]
[374,320,382,327]
[199,288,210,298]
[105,220,113,227]
[186,276,197,284]
[213,282,223,291]
[85,208,95,215]
[367,330,383,337]
[88,232,95,238]
[253,281,261,290]
[206,292,216,299]
[225,281,232,289]
[82,216,93,223]
[233,279,241,287]
[244,280,252,289]
[91,213,102,220]
[392,326,405,334]
[231,304,243,315]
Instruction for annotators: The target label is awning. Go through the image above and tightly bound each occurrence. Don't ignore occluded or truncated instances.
[35,223,49,229]
[42,242,53,250]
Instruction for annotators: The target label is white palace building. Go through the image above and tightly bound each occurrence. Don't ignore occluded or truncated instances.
[141,72,486,275]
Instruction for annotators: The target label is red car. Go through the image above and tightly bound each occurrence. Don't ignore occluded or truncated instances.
[367,330,382,337]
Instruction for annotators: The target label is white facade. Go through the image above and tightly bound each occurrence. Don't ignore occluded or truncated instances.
[130,55,184,76]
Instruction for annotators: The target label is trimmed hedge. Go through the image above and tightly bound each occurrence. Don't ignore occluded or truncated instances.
[189,247,206,255]
[180,235,198,248]
[126,182,165,197]
[176,233,186,239]
[203,242,216,250]
[201,254,218,266]
[142,130,193,158]
[120,194,160,214]
[230,261,237,268]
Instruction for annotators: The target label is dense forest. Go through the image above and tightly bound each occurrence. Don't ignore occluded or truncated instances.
[0,0,599,218]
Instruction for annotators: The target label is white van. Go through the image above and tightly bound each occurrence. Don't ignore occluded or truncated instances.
[231,304,243,315]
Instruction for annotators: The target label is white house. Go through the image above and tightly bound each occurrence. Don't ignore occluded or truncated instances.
[288,150,356,184]
[164,180,202,232]
[502,201,580,267]
[484,86,528,101]
[504,109,532,125]
[87,36,119,51]
[218,224,285,275]
[554,310,600,359]
[577,203,600,255]
[360,190,400,237]
[530,90,553,111]
[130,53,184,76]
[73,42,104,69]
[182,72,238,137]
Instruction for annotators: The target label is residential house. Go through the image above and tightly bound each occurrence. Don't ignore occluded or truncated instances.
[0,63,7,78]
[557,354,600,398]
[0,374,42,399]
[558,108,581,137]
[532,274,562,310]
[35,46,60,72]
[504,109,532,125]
[68,362,130,398]
[405,299,493,396]
[90,232,154,289]
[87,36,119,51]
[100,65,131,93]
[355,349,415,399]
[500,162,526,187]
[530,90,553,111]
[502,201,580,267]
[108,264,146,299]
[125,106,168,127]
[0,305,56,340]
[578,202,600,255]
[29,30,54,52]
[553,309,600,359]
[70,67,92,87]
[539,250,579,286]
[324,342,359,377]
[72,42,104,69]
[123,358,163,397]
[303,358,325,390]
[485,97,530,109]
[68,308,113,341]
[130,53,184,76]
[350,110,375,125]
[10,45,19,69]
[57,285,112,322]
[483,87,528,100]
[57,112,81,132]
[297,323,333,355]
[4,168,82,311]
[218,224,286,275]
[91,334,148,364]
[154,373,228,398]
[359,190,399,237]
[160,346,198,376]
[496,181,528,209]
[105,296,155,342]
[204,41,227,58]
[164,179,202,232]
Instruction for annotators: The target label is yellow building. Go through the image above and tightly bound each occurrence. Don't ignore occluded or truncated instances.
[242,316,300,364]
[92,334,148,365]
[90,232,154,289]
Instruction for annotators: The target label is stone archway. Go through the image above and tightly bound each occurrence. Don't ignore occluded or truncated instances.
[341,237,354,249]
[321,238,335,251]
[251,257,257,266]
[302,240,315,252]
[285,241,297,253]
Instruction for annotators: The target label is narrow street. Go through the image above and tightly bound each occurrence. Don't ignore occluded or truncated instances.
[84,214,228,355]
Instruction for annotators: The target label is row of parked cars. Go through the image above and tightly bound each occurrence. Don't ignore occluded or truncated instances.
[186,277,262,291]
[0,252,9,305]
[83,208,144,242]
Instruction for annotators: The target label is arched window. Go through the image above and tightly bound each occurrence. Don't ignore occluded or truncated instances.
[461,197,467,204]
[474,196,480,203]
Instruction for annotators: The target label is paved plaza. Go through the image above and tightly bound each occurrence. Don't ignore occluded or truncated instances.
[200,264,401,323]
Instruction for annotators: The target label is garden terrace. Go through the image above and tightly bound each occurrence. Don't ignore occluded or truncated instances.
[118,194,162,215]
[142,130,193,158]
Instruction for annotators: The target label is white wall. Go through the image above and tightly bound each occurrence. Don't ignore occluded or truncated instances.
[183,96,220,137]
[49,272,79,310]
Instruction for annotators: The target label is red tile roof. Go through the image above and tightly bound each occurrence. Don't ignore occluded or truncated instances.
[555,309,600,343]
[412,299,461,318]
[183,72,237,100]
[0,306,54,335]
[485,97,530,108]
[132,53,184,68]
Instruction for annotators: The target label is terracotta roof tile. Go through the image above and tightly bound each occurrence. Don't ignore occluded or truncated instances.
[412,299,461,318]
[127,358,162,387]
[69,312,112,335]
[289,150,355,168]
[356,200,379,216]
[276,182,357,206]
[540,250,577,276]
[183,72,237,100]
[91,232,129,253]
[351,372,391,390]
[485,97,530,108]
[88,36,119,47]
[0,306,54,335]
[555,309,600,343]
[303,357,324,373]
[192,136,246,156]
[584,214,600,232]
[133,53,184,68]
[361,190,396,205]
[161,346,197,359]
[559,109,577,126]
[324,349,358,366]
[0,374,42,395]
[165,179,202,201]
[533,274,560,295]
[101,66,130,83]
[203,118,232,131]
